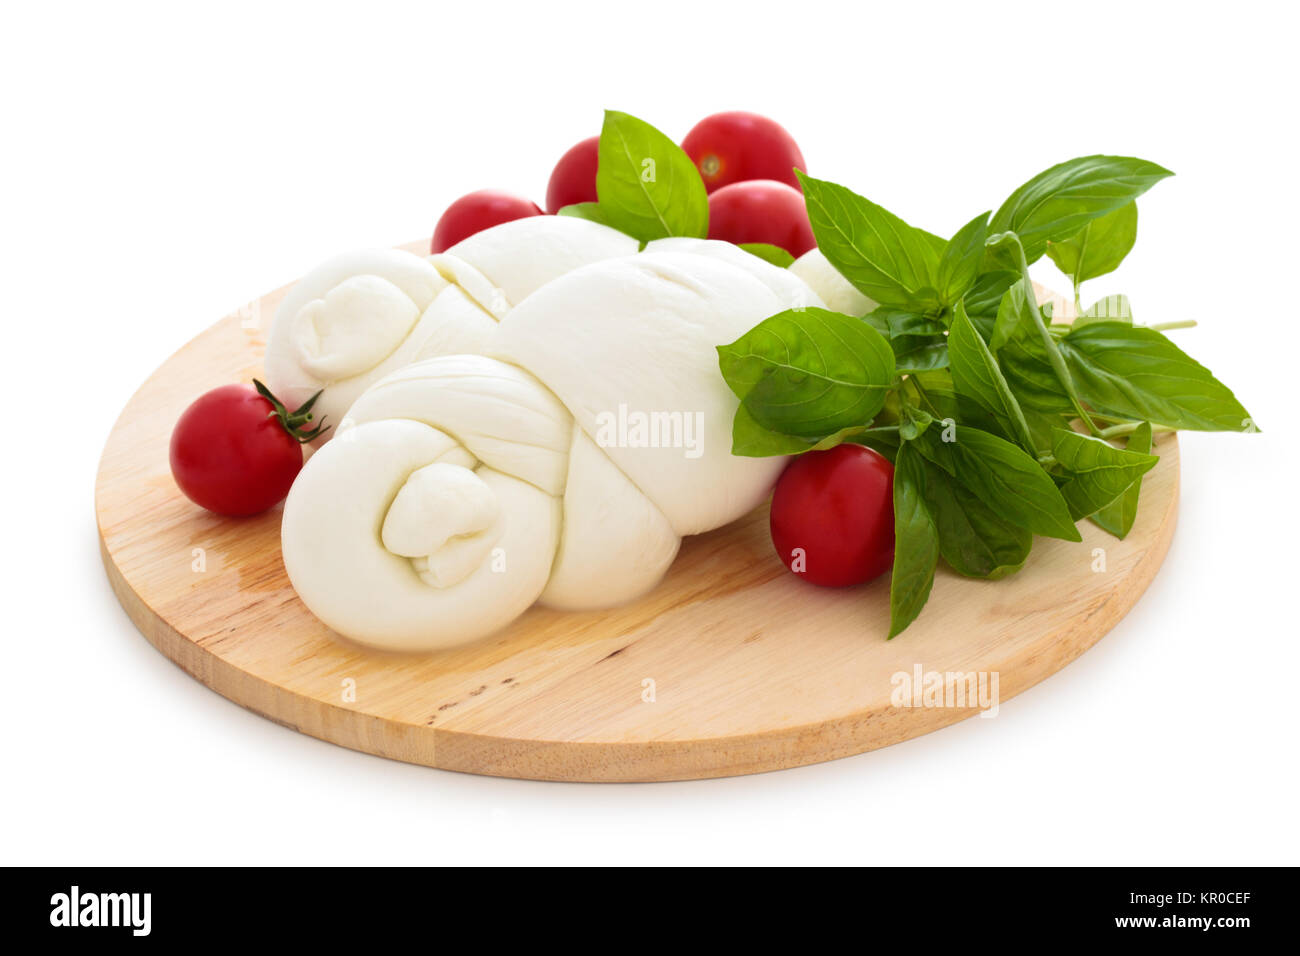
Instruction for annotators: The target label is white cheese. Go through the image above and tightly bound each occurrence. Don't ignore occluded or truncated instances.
[789,247,876,316]
[279,241,829,651]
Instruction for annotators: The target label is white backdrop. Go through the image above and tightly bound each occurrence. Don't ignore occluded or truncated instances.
[3,0,1297,865]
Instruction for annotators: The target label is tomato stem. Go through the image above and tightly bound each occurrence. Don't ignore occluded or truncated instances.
[253,379,330,443]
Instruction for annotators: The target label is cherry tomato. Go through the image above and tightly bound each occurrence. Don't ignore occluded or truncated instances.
[170,381,324,516]
[545,136,600,214]
[431,190,543,253]
[681,111,807,193]
[707,179,816,257]
[769,444,895,587]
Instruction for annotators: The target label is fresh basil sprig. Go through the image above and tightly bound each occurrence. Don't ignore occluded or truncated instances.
[717,151,1257,638]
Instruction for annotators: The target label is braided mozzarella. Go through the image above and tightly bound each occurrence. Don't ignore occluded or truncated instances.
[281,246,824,651]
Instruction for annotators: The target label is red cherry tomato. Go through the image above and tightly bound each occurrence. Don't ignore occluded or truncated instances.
[681,111,807,193]
[545,136,600,214]
[707,179,816,257]
[170,382,322,516]
[769,444,895,587]
[431,190,543,253]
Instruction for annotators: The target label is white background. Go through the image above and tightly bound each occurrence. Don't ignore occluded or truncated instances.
[3,1,1297,865]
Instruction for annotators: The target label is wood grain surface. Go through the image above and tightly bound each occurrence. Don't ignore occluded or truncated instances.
[94,244,1180,782]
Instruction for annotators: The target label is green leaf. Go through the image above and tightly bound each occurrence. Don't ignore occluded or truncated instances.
[593,110,708,243]
[1050,428,1160,520]
[989,279,1040,352]
[936,211,990,306]
[948,301,1036,450]
[728,405,819,457]
[963,270,1019,318]
[898,403,933,441]
[919,455,1032,579]
[1022,407,1074,452]
[796,170,945,311]
[1062,322,1255,431]
[870,308,946,338]
[1075,293,1133,326]
[1091,423,1153,538]
[866,306,949,372]
[556,202,613,227]
[737,243,796,267]
[717,307,896,440]
[892,336,950,372]
[1046,201,1138,286]
[845,428,902,463]
[890,444,940,637]
[919,426,1081,541]
[989,155,1173,262]
[999,337,1076,414]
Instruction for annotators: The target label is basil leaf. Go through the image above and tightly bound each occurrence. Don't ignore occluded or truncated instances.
[963,270,1019,318]
[1091,423,1153,539]
[949,301,1036,451]
[728,405,818,457]
[911,383,1003,439]
[738,243,796,268]
[1046,201,1138,286]
[898,404,933,441]
[809,425,885,451]
[845,429,901,463]
[892,336,950,372]
[1075,293,1133,326]
[967,311,1074,415]
[990,155,1173,262]
[1050,428,1160,520]
[1062,323,1255,431]
[866,306,949,372]
[920,456,1031,579]
[999,338,1075,414]
[890,444,940,637]
[870,308,946,338]
[796,170,945,311]
[989,279,1040,352]
[936,211,990,306]
[1023,407,1074,453]
[717,307,896,440]
[556,202,613,227]
[593,110,708,242]
[919,425,1080,540]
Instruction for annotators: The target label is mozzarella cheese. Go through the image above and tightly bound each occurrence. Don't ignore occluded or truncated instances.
[281,246,827,651]
[789,247,876,316]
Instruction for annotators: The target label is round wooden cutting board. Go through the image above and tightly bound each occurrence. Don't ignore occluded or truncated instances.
[95,245,1179,782]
